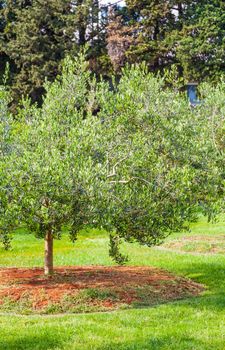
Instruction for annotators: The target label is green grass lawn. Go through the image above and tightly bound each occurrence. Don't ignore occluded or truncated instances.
[0,217,225,350]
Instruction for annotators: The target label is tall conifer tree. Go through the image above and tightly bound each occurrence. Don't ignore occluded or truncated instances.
[1,0,79,105]
[124,0,225,81]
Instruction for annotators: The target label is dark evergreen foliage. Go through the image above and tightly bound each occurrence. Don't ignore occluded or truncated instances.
[0,0,224,107]
[125,0,225,81]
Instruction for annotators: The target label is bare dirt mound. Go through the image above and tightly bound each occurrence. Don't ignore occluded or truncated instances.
[0,266,203,314]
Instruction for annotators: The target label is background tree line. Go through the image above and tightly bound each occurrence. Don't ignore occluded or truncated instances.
[0,0,224,109]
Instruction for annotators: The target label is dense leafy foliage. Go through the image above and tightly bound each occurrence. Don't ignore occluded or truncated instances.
[95,66,224,255]
[197,79,225,213]
[0,78,18,248]
[1,54,224,273]
[16,56,105,241]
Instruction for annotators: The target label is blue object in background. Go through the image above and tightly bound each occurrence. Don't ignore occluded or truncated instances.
[187,83,201,106]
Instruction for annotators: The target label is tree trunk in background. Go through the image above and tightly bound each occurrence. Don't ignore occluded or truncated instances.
[79,25,86,45]
[44,230,53,275]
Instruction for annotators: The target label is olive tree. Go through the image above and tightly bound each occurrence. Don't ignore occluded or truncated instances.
[13,56,224,274]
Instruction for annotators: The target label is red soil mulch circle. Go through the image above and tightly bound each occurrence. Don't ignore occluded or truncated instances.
[0,266,204,314]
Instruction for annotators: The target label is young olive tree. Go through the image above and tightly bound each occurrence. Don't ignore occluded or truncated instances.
[15,55,224,274]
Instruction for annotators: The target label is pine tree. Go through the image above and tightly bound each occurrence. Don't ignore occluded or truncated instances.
[87,1,112,76]
[0,0,8,81]
[0,0,78,105]
[125,0,225,81]
[172,0,225,82]
[1,0,109,106]
[125,0,177,71]
[107,6,134,72]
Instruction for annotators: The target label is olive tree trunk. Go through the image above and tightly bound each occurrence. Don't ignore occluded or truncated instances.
[44,230,53,275]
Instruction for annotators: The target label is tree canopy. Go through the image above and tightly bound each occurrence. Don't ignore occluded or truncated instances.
[1,54,223,274]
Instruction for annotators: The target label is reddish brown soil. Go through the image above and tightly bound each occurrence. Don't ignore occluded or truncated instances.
[0,266,203,313]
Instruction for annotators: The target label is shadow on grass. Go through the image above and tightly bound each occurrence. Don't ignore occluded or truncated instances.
[185,263,224,289]
[0,333,222,350]
[0,333,65,350]
[95,336,220,350]
[161,257,225,312]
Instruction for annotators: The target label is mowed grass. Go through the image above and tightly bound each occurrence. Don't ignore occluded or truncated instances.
[0,217,225,350]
